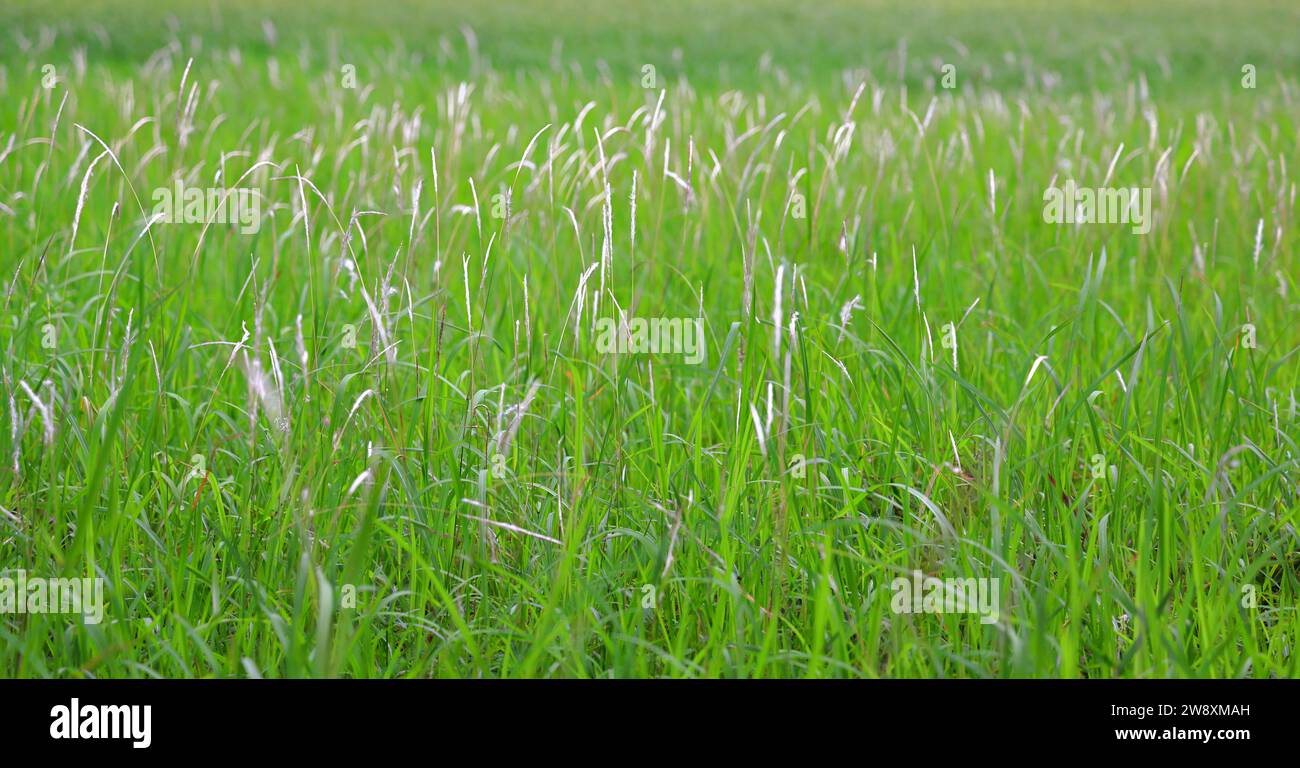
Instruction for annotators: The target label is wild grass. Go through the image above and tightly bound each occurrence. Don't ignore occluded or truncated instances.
[1,0,1298,677]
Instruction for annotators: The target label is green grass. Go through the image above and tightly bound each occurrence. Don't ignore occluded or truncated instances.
[1,0,1298,678]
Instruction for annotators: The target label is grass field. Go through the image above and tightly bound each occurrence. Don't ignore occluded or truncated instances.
[1,0,1298,678]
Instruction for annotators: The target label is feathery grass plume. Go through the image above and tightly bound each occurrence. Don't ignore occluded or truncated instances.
[18,380,53,447]
[69,149,109,257]
[5,371,19,474]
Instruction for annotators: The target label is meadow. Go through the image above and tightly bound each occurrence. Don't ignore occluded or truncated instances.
[1,0,1298,677]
